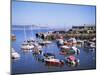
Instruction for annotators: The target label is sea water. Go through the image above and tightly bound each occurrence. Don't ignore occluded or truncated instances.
[11,29,96,74]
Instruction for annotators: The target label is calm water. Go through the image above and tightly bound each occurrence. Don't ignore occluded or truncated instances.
[11,29,96,74]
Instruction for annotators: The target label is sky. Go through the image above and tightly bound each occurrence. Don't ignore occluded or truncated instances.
[12,1,96,29]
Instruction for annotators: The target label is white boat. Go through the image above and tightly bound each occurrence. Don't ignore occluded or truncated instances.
[56,39,64,45]
[42,40,52,44]
[21,43,34,50]
[12,52,20,59]
[76,40,84,47]
[60,45,70,49]
[68,38,77,43]
[12,48,20,59]
[44,58,64,66]
[44,58,60,62]
[71,46,80,54]
[90,42,95,48]
[21,26,35,51]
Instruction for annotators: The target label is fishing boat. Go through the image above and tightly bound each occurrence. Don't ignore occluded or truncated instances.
[12,48,20,59]
[64,55,79,66]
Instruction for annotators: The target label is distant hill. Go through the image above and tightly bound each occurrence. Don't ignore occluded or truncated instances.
[12,25,50,30]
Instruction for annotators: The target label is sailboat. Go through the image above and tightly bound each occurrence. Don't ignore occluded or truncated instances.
[31,25,43,54]
[27,25,35,44]
[21,25,35,51]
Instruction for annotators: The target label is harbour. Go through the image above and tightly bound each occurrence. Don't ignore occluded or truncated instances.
[11,25,96,74]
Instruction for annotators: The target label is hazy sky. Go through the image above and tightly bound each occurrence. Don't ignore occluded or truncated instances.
[12,1,96,29]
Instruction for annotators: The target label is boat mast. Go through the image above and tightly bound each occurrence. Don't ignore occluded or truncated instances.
[24,25,27,41]
[31,25,33,39]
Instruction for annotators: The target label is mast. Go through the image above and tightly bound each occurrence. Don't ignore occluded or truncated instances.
[31,25,33,39]
[24,25,27,41]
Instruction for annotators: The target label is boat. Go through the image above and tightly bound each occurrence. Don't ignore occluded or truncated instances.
[71,46,80,55]
[21,26,36,51]
[68,38,77,43]
[89,42,96,51]
[32,45,42,54]
[90,42,95,48]
[67,38,77,46]
[12,52,20,59]
[12,48,20,60]
[60,45,70,50]
[21,41,34,50]
[27,25,36,44]
[76,40,84,47]
[56,39,64,46]
[43,53,64,66]
[44,58,64,67]
[60,49,76,55]
[60,46,80,55]
[11,34,16,41]
[64,55,79,66]
[43,53,55,58]
[39,40,52,46]
[84,40,96,49]
[27,39,35,44]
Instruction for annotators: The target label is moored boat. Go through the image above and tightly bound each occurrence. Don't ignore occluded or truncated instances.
[64,55,79,66]
[60,46,80,55]
[12,48,20,60]
[44,58,64,67]
[71,46,80,55]
[43,53,64,66]
[21,41,34,51]
[60,45,70,50]
[12,34,16,41]
[56,39,64,46]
